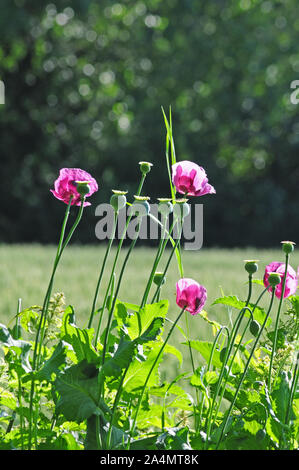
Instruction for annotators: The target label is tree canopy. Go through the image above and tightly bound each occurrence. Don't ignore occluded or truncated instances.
[1,0,298,246]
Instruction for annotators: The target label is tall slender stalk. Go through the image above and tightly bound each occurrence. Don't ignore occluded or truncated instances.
[128,307,186,448]
[285,353,299,425]
[28,196,85,450]
[101,217,142,365]
[211,288,269,430]
[87,211,118,329]
[140,212,175,308]
[94,174,146,346]
[268,253,289,391]
[151,216,183,304]
[215,288,276,449]
[198,326,230,426]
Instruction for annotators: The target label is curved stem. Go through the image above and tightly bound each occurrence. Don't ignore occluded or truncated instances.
[88,211,118,329]
[285,354,299,425]
[32,198,73,369]
[106,363,130,449]
[184,311,200,431]
[216,289,276,449]
[94,174,146,346]
[128,307,186,448]
[139,213,169,309]
[101,220,141,365]
[208,308,254,442]
[151,218,183,304]
[268,254,289,391]
[37,198,85,366]
[198,326,229,428]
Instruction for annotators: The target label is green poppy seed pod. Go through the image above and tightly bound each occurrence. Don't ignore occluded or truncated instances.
[281,240,296,255]
[173,199,190,220]
[110,192,127,212]
[249,319,260,337]
[131,196,150,217]
[244,260,259,275]
[76,181,91,197]
[139,161,153,175]
[158,198,173,215]
[220,347,229,363]
[153,272,166,286]
[268,272,282,287]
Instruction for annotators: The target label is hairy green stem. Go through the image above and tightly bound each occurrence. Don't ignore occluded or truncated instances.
[285,354,299,425]
[94,174,146,346]
[128,307,186,448]
[268,254,289,391]
[151,218,183,304]
[216,289,276,449]
[88,211,118,329]
[28,196,85,450]
[101,216,143,365]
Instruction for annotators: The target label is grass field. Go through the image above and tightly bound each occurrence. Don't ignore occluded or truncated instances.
[1,243,298,381]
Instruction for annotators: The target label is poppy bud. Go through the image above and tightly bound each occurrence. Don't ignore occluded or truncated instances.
[110,190,127,212]
[75,181,91,197]
[153,272,166,286]
[157,198,173,215]
[139,161,153,175]
[244,260,259,275]
[249,320,260,337]
[173,199,190,220]
[132,196,150,217]
[281,240,296,255]
[268,272,283,287]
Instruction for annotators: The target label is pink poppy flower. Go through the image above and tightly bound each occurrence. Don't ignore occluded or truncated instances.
[172,161,216,197]
[176,278,207,315]
[263,261,298,299]
[50,168,98,206]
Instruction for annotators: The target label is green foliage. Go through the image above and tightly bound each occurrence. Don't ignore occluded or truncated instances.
[1,0,299,246]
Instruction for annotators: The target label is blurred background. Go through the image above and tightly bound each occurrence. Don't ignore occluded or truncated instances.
[1,0,299,248]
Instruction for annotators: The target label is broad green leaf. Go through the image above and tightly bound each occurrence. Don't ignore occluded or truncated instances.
[156,426,192,450]
[0,323,32,373]
[34,341,68,382]
[212,295,272,327]
[60,315,98,364]
[137,403,170,430]
[183,340,223,369]
[54,360,102,423]
[85,415,128,450]
[125,300,169,340]
[0,390,17,411]
[163,343,183,366]
[272,371,294,423]
[101,336,137,378]
[123,343,164,394]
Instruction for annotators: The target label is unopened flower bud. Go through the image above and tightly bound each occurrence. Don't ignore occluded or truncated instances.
[281,240,296,255]
[244,260,259,275]
[139,161,153,175]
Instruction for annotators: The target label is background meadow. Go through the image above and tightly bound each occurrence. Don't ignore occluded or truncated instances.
[1,243,298,385]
